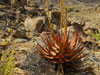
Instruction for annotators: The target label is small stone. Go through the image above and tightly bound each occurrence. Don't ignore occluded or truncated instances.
[75,9,80,12]
[15,67,30,75]
[28,2,39,8]
[13,28,28,39]
[14,38,28,43]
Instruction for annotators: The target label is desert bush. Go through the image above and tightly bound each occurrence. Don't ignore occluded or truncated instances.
[0,49,16,75]
[66,6,74,12]
[91,30,100,40]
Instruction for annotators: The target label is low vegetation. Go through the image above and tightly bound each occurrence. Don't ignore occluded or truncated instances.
[0,49,16,75]
[91,30,100,40]
[67,6,74,12]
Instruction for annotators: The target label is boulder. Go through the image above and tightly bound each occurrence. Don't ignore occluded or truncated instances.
[24,16,47,33]
[50,11,61,25]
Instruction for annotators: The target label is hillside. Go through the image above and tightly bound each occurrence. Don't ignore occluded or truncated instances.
[0,0,100,75]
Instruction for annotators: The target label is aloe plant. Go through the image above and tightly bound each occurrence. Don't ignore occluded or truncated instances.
[37,0,88,75]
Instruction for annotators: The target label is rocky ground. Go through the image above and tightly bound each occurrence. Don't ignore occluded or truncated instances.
[0,0,100,75]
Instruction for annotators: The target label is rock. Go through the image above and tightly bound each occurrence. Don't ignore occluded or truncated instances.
[15,47,28,67]
[50,11,61,25]
[81,51,100,73]
[19,46,61,75]
[15,67,30,75]
[14,38,28,43]
[15,11,25,22]
[84,28,97,35]
[10,0,27,8]
[84,22,99,30]
[67,21,71,26]
[25,8,38,16]
[13,28,28,39]
[0,12,16,21]
[10,0,16,5]
[75,9,80,12]
[24,16,47,33]
[0,0,10,5]
[25,7,46,16]
[72,22,85,33]
[0,12,7,21]
[28,2,39,8]
[0,30,5,38]
[96,6,100,12]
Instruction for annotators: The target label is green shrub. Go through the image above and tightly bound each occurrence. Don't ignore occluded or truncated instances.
[0,49,16,75]
[66,6,74,12]
[91,30,100,40]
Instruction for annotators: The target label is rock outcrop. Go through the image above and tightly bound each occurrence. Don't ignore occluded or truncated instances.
[24,16,46,33]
